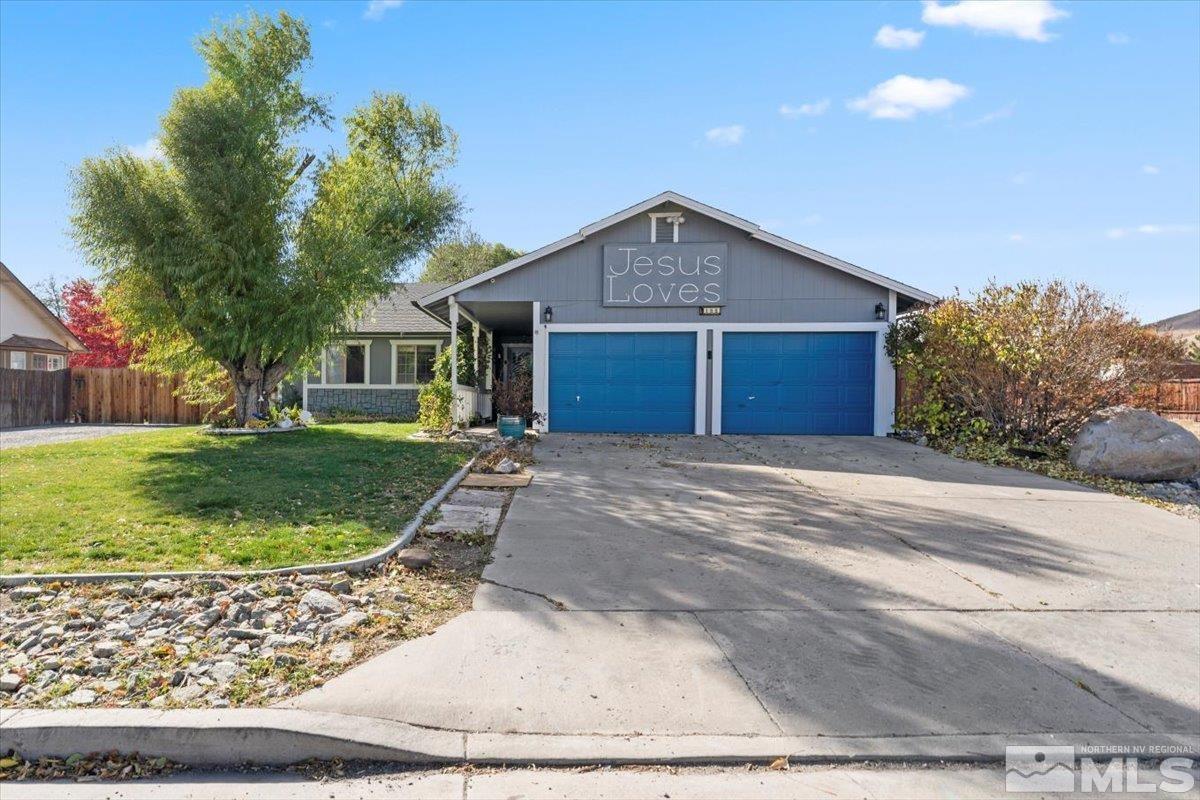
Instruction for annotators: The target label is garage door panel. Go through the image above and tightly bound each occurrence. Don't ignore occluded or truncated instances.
[721,332,875,435]
[550,332,696,434]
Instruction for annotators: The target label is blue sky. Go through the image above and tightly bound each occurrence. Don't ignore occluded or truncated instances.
[1,0,1197,321]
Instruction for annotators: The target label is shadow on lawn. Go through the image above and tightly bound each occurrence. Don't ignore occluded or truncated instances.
[134,425,467,535]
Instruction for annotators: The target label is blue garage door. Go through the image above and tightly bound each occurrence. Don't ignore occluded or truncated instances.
[549,332,695,433]
[721,332,875,435]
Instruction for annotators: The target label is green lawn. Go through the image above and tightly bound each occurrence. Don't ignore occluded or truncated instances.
[0,423,470,574]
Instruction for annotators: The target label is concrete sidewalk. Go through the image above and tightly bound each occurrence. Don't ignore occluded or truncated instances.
[15,764,1198,799]
[288,434,1200,747]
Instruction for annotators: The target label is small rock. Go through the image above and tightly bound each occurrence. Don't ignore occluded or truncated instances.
[92,641,121,659]
[392,591,410,603]
[65,688,96,705]
[140,579,181,598]
[0,673,22,692]
[208,661,241,684]
[169,684,205,702]
[329,642,354,664]
[9,586,43,601]
[88,659,113,677]
[329,579,353,595]
[298,589,343,616]
[184,609,222,630]
[495,457,518,474]
[395,548,433,570]
[227,628,265,640]
[264,634,311,648]
[127,609,157,628]
[111,583,138,597]
[230,643,251,656]
[328,610,369,632]
[273,653,300,667]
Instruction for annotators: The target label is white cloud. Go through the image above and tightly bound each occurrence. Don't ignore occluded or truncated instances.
[874,25,926,49]
[1141,164,1160,175]
[779,99,830,118]
[363,0,403,21]
[847,75,970,120]
[964,102,1016,127]
[1107,32,1131,45]
[1008,233,1026,243]
[1107,223,1197,239]
[921,1,1068,43]
[1010,171,1033,185]
[705,125,745,146]
[128,137,164,160]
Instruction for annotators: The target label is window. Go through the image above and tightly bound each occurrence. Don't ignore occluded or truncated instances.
[33,354,65,371]
[9,351,26,370]
[325,342,368,384]
[394,343,439,385]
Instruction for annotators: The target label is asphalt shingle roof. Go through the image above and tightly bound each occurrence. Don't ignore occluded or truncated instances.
[348,282,450,334]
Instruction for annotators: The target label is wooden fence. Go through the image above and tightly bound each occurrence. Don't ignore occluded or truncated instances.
[0,367,72,428]
[69,368,222,424]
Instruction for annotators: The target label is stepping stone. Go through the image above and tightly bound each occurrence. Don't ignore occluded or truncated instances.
[427,506,501,534]
[448,488,507,508]
[461,473,532,488]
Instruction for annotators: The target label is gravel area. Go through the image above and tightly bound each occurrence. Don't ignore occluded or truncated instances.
[0,424,182,450]
[0,488,508,709]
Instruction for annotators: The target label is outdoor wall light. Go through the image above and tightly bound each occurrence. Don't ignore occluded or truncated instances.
[543,305,553,324]
[874,302,887,321]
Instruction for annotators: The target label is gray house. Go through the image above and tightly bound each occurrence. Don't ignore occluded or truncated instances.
[302,282,451,418]
[416,191,937,436]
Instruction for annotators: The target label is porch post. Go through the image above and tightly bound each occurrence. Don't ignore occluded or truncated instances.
[449,296,461,427]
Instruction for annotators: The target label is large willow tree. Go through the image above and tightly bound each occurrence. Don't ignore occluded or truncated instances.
[72,12,460,424]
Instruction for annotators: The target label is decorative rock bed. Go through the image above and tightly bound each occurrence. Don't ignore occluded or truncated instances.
[0,484,514,710]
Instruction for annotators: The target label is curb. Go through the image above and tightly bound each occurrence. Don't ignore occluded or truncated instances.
[0,456,476,588]
[2,709,1197,767]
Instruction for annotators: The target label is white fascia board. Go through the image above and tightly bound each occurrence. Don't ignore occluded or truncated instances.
[417,189,938,307]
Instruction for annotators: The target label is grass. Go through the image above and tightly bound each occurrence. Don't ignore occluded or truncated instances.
[0,423,471,574]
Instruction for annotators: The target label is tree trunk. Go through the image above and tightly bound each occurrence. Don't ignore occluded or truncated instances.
[229,361,293,426]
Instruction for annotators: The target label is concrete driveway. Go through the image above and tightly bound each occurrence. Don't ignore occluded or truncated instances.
[292,434,1200,749]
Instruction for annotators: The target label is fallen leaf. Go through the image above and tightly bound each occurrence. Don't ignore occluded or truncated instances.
[769,756,789,771]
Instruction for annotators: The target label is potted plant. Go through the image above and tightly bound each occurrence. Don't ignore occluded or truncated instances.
[492,363,538,438]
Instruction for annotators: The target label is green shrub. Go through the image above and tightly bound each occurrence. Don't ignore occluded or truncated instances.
[418,349,455,431]
[887,280,1181,446]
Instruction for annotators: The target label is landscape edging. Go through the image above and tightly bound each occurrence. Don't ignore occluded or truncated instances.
[0,456,477,588]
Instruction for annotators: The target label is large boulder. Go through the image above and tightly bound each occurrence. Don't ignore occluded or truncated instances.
[1069,406,1200,482]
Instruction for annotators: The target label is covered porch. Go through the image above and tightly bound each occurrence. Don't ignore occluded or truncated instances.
[418,297,537,428]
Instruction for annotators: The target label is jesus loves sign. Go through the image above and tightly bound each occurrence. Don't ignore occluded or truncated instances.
[601,243,728,307]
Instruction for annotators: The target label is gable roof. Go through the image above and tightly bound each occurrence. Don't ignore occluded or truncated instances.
[1149,308,1200,339]
[420,191,938,307]
[0,261,88,352]
[348,282,450,334]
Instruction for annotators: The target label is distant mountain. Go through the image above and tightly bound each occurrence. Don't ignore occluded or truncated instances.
[1149,309,1200,340]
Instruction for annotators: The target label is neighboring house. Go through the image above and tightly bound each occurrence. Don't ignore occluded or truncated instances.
[418,190,937,436]
[0,261,87,370]
[302,282,451,418]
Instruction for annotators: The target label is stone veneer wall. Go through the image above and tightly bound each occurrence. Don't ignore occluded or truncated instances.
[306,388,420,419]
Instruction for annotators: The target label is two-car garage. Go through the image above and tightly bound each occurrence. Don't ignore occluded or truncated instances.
[547,330,876,436]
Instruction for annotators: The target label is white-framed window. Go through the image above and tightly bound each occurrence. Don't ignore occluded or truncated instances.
[9,351,27,370]
[322,340,370,385]
[33,353,65,371]
[391,340,442,386]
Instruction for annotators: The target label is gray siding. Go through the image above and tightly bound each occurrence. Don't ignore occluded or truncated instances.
[457,204,887,323]
[306,334,448,385]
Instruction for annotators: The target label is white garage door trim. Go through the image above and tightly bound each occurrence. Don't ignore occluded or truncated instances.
[532,316,895,437]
